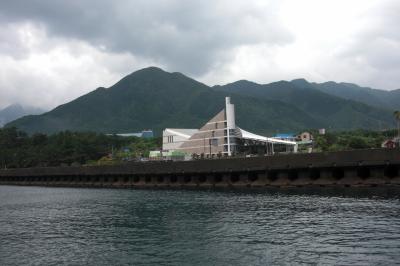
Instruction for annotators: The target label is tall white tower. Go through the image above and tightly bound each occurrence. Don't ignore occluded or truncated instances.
[225,97,236,156]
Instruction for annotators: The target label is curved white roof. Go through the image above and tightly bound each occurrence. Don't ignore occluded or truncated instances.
[237,127,297,145]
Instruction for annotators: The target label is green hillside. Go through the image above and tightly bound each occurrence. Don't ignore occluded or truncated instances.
[215,80,395,130]
[305,80,400,110]
[7,67,321,135]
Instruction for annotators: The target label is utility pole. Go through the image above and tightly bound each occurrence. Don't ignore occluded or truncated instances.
[203,134,206,154]
[209,138,212,157]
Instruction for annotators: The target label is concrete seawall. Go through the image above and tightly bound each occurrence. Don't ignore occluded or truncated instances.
[1,149,399,189]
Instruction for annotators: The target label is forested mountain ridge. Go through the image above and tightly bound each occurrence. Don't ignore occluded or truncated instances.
[215,79,395,130]
[297,79,400,110]
[7,67,320,135]
[6,67,396,135]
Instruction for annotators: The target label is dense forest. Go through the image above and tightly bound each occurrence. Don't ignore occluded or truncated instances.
[0,127,397,169]
[0,127,161,169]
[313,129,397,152]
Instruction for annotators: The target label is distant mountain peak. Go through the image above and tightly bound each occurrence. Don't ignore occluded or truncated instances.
[0,103,46,127]
[291,78,309,83]
[124,66,193,81]
[138,66,165,73]
[122,66,168,80]
[134,66,188,77]
[214,80,261,91]
[290,78,310,88]
[237,79,259,84]
[3,103,23,110]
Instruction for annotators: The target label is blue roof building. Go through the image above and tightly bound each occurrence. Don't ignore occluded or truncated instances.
[273,133,297,142]
[274,133,295,139]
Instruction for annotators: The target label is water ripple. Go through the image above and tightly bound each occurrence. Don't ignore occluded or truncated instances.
[0,186,400,265]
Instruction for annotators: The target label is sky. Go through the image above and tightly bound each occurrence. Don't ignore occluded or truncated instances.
[0,0,399,109]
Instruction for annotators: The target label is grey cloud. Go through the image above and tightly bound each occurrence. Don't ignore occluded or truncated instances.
[0,23,32,59]
[1,0,399,111]
[0,0,294,75]
[335,1,400,87]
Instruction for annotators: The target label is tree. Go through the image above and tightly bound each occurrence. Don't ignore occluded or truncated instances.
[394,110,400,138]
[347,136,368,149]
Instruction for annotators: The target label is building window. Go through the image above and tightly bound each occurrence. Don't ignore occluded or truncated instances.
[210,138,218,146]
[215,123,218,129]
[211,131,215,138]
[167,136,174,143]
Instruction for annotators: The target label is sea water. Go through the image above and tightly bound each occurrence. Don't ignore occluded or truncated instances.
[0,186,399,265]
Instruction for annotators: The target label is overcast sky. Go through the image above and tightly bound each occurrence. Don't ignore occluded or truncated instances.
[0,0,399,109]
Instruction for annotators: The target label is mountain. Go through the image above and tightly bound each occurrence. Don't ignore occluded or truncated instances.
[6,67,321,135]
[304,81,400,110]
[214,79,395,130]
[6,67,396,134]
[0,104,45,127]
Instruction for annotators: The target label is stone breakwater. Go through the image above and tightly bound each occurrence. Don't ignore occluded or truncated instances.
[0,149,399,189]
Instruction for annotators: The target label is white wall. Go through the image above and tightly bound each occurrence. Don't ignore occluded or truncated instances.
[162,129,195,151]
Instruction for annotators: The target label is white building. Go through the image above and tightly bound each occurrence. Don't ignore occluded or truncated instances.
[162,97,298,157]
[162,128,199,151]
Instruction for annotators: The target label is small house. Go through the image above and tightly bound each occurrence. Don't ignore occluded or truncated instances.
[382,139,397,149]
[297,132,314,142]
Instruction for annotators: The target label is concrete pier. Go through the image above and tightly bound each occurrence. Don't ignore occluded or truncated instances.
[0,149,399,189]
